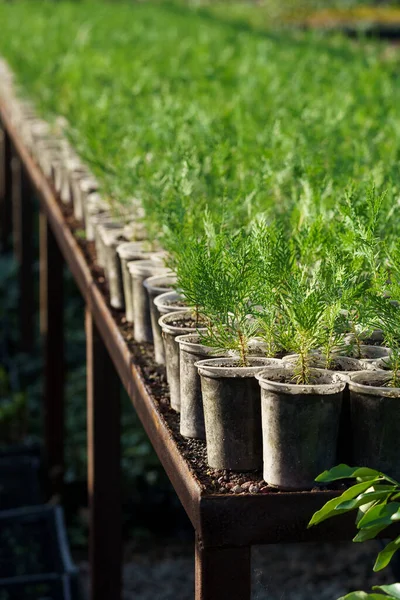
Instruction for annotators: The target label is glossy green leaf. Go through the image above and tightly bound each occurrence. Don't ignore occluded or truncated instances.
[373,585,400,599]
[374,537,400,571]
[358,502,400,529]
[339,592,394,600]
[308,480,382,528]
[353,524,388,543]
[315,465,382,483]
[338,488,395,511]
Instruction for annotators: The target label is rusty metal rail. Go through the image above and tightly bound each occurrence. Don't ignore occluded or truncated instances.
[0,99,355,600]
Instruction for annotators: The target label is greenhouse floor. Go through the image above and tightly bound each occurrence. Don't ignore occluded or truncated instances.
[78,540,393,600]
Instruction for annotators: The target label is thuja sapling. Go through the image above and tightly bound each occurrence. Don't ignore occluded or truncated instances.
[191,229,271,470]
[372,296,400,388]
[251,219,293,358]
[308,465,400,600]
[172,222,222,327]
[318,256,366,368]
[197,230,262,366]
[278,270,327,384]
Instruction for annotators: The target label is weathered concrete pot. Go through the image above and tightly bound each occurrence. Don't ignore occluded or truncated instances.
[94,221,121,268]
[349,370,400,480]
[35,140,61,178]
[84,194,110,242]
[71,172,97,224]
[175,334,221,439]
[154,291,188,316]
[128,260,169,343]
[143,274,177,365]
[256,367,345,489]
[116,243,161,323]
[349,345,391,363]
[369,356,393,371]
[69,168,90,221]
[101,228,127,310]
[345,330,385,347]
[196,357,275,471]
[60,157,83,205]
[123,220,148,242]
[53,160,64,195]
[159,311,205,412]
[282,353,378,464]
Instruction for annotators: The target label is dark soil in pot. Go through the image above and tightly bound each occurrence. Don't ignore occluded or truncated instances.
[154,291,188,316]
[256,367,345,490]
[348,344,391,362]
[129,260,170,344]
[282,354,368,374]
[195,357,275,471]
[144,275,177,365]
[159,311,206,412]
[349,370,400,479]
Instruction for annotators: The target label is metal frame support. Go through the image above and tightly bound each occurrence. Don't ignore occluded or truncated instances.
[12,152,35,352]
[86,308,122,600]
[40,210,65,497]
[0,125,12,251]
[195,535,251,600]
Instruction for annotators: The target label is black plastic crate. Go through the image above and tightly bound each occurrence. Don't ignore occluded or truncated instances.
[0,506,77,579]
[0,456,41,509]
[0,573,77,600]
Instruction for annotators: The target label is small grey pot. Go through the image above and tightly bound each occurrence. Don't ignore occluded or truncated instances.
[349,345,391,363]
[84,193,110,242]
[70,168,91,221]
[256,367,345,490]
[282,352,378,464]
[128,259,170,343]
[349,370,400,480]
[175,334,221,439]
[159,311,205,412]
[61,157,82,205]
[196,357,276,471]
[101,228,127,310]
[143,274,177,365]
[94,221,121,269]
[116,243,160,323]
[71,172,98,224]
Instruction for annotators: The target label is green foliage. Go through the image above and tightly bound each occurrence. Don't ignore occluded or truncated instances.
[1,1,400,240]
[177,226,261,365]
[309,465,400,572]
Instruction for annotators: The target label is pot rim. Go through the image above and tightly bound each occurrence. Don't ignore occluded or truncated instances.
[195,357,281,379]
[159,310,205,335]
[256,367,346,395]
[127,259,169,276]
[283,353,374,373]
[154,290,188,310]
[143,273,177,293]
[175,333,220,356]
[349,344,391,362]
[348,370,400,397]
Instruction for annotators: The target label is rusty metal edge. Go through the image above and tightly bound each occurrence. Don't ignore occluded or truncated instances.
[199,491,356,547]
[0,100,202,532]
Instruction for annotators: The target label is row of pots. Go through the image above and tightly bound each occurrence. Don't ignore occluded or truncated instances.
[2,65,398,491]
[156,330,399,489]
